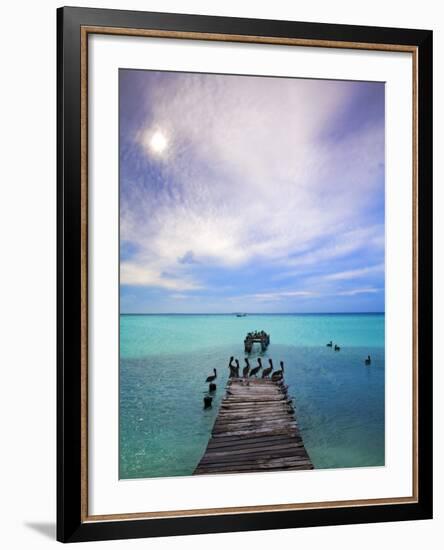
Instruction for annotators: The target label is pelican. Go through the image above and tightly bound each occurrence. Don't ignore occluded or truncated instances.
[205,368,217,383]
[228,356,236,377]
[262,358,273,378]
[271,361,285,381]
[326,341,333,347]
[334,345,341,351]
[243,358,250,378]
[249,357,262,377]
[235,359,240,378]
[365,355,371,365]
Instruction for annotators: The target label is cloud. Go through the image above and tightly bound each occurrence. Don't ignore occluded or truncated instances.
[178,250,199,264]
[228,290,318,302]
[336,287,382,296]
[120,262,201,290]
[170,294,190,300]
[323,263,384,281]
[272,226,384,282]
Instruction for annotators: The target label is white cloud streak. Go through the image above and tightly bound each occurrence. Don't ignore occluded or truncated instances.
[120,262,201,290]
[336,288,382,296]
[323,263,385,281]
[247,290,318,302]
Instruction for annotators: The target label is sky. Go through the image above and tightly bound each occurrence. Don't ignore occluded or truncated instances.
[119,69,385,314]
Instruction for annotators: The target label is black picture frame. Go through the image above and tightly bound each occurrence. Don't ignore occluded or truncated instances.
[57,6,433,543]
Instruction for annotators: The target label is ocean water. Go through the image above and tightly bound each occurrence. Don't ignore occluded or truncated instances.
[120,313,385,479]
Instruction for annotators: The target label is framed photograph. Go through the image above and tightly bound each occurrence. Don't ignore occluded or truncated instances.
[57,6,433,543]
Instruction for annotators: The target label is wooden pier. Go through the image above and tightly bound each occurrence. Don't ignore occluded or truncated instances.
[194,378,313,475]
[244,331,270,353]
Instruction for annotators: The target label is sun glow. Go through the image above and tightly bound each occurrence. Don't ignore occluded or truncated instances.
[147,130,168,155]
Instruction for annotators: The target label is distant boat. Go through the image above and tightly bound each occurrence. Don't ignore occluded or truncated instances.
[236,313,247,317]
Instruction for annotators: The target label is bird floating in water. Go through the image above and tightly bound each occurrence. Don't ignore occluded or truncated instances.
[365,355,371,365]
[334,345,341,351]
[326,341,333,347]
[205,368,217,383]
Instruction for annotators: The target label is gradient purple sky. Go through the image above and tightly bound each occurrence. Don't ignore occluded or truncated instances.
[119,70,385,313]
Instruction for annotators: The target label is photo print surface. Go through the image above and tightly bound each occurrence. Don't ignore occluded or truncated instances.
[119,69,385,480]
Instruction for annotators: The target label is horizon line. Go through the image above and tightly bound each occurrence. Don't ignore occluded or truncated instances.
[120,311,385,315]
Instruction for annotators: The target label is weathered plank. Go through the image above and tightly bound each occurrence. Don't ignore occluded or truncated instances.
[194,377,313,475]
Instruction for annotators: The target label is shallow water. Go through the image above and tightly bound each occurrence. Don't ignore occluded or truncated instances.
[120,314,385,479]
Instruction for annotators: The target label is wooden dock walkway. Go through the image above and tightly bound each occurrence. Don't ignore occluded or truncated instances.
[244,332,270,353]
[194,378,313,475]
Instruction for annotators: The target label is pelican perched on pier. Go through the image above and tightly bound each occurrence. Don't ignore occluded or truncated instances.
[365,355,371,365]
[262,358,273,378]
[227,357,234,376]
[272,361,285,381]
[234,359,240,378]
[205,368,217,383]
[243,358,250,378]
[229,362,237,378]
[249,358,262,377]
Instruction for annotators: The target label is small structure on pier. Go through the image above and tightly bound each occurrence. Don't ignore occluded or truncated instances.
[194,377,312,475]
[244,331,270,353]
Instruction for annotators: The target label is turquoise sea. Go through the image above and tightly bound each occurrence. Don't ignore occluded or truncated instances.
[119,313,385,479]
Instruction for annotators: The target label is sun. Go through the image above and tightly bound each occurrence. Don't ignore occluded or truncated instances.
[147,130,168,155]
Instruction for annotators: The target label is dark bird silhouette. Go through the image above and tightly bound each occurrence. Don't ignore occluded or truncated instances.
[334,345,341,351]
[365,355,371,366]
[228,356,236,377]
[235,359,240,378]
[243,358,250,378]
[326,341,333,347]
[249,357,262,377]
[203,396,213,409]
[205,368,217,383]
[272,361,285,381]
[262,358,273,378]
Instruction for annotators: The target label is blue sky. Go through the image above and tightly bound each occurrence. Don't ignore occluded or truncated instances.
[119,70,385,313]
